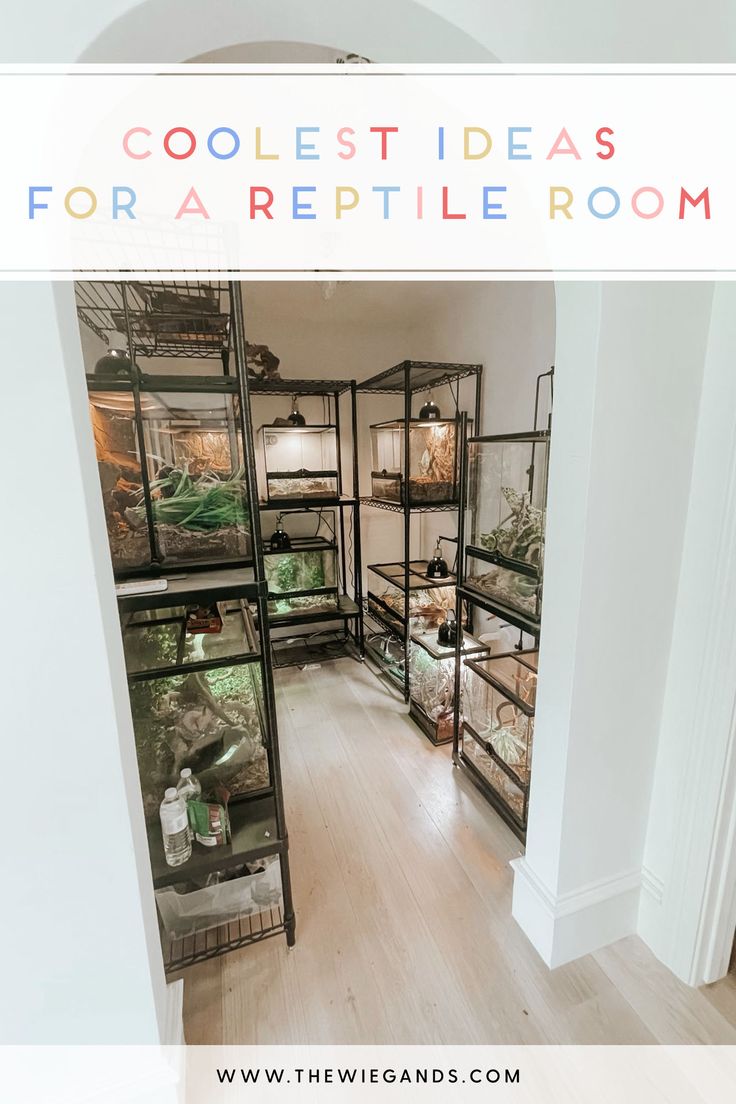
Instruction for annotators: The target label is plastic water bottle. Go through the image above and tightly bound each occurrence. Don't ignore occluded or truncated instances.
[176,767,202,803]
[160,788,191,867]
[176,768,202,841]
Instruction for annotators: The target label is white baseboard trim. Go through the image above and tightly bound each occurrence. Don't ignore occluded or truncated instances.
[161,979,185,1046]
[511,857,641,968]
[637,865,667,969]
[640,865,665,905]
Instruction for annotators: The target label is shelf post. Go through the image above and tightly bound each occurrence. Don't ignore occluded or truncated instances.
[452,412,469,766]
[403,361,412,704]
[230,280,295,946]
[351,380,366,656]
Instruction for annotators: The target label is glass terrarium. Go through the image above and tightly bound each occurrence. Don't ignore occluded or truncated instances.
[367,562,456,637]
[88,387,251,574]
[264,541,339,620]
[370,418,461,505]
[409,628,487,744]
[462,650,538,826]
[465,553,541,620]
[259,424,338,503]
[123,600,269,821]
[460,729,528,828]
[464,432,550,625]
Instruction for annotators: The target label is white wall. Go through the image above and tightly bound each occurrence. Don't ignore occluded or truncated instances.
[401,282,555,581]
[5,0,734,64]
[0,283,169,1043]
[242,281,420,576]
[639,282,736,983]
[404,282,555,435]
[512,282,714,966]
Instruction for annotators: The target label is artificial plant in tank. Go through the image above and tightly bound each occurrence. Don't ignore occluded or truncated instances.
[302,551,326,590]
[479,488,543,567]
[274,554,299,592]
[127,466,250,534]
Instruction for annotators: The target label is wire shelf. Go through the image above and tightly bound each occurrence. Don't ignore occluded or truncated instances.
[368,560,458,592]
[250,378,354,396]
[76,280,231,359]
[357,360,482,395]
[271,631,358,669]
[163,905,286,974]
[361,497,460,514]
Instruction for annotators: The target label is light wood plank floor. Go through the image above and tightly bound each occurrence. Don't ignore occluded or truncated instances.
[183,658,736,1044]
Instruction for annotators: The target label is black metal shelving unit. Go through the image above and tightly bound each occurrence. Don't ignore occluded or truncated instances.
[76,280,233,363]
[452,369,553,841]
[251,377,365,669]
[77,280,295,973]
[357,361,482,716]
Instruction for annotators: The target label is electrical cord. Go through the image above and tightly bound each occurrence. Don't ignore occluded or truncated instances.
[449,378,460,417]
[313,507,336,543]
[347,507,354,592]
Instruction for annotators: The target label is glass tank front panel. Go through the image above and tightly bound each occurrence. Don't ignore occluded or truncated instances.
[265,548,338,618]
[476,653,538,709]
[129,662,269,822]
[463,660,535,786]
[367,568,455,633]
[465,552,541,620]
[468,437,549,571]
[260,425,338,501]
[409,643,455,738]
[141,392,250,565]
[461,729,526,824]
[89,390,251,571]
[88,394,151,571]
[123,601,256,674]
[370,420,459,504]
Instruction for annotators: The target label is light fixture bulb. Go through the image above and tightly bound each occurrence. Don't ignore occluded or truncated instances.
[94,333,132,378]
[270,516,291,551]
[419,391,441,420]
[287,395,306,427]
[426,541,449,580]
[437,609,460,647]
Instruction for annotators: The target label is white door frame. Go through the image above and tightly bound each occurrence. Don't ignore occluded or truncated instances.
[51,0,736,992]
[639,281,736,987]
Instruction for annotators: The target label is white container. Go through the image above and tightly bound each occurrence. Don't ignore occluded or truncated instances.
[155,855,282,938]
[159,788,191,867]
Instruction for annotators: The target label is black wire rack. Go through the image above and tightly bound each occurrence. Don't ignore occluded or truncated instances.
[75,280,231,359]
[163,905,286,974]
[357,360,482,395]
[360,496,463,514]
[250,378,354,396]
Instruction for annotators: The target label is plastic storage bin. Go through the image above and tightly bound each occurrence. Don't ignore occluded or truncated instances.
[156,855,282,938]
